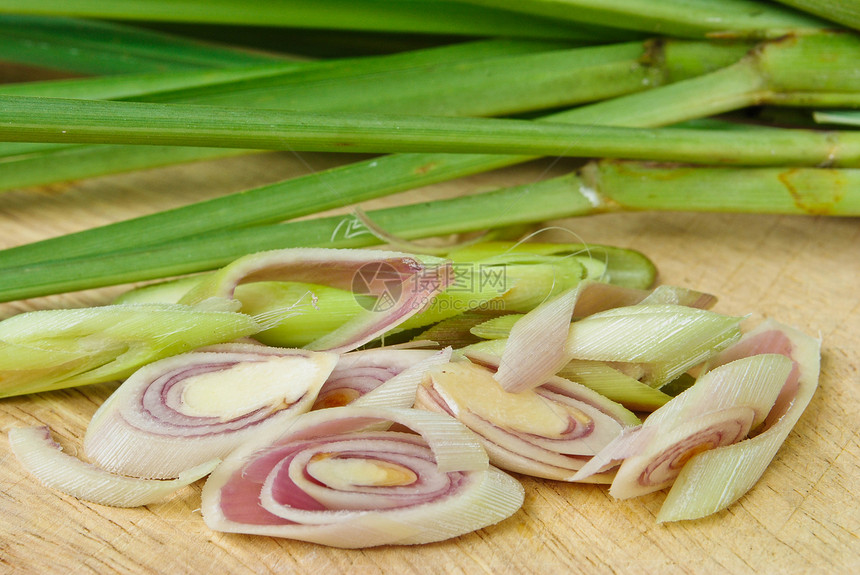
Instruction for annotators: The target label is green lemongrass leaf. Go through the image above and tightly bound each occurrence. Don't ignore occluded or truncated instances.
[0,63,305,101]
[7,158,860,302]
[771,0,860,32]
[0,15,285,74]
[564,304,744,388]
[0,38,572,191]
[459,0,832,39]
[0,303,265,397]
[0,0,631,41]
[0,34,705,265]
[6,95,860,166]
[144,41,658,118]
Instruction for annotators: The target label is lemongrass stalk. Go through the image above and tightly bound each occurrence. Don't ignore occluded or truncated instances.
[8,95,860,166]
[0,38,573,190]
[0,302,266,397]
[6,156,860,302]
[0,0,631,41]
[771,0,860,32]
[0,15,285,75]
[459,0,832,39]
[0,39,655,164]
[0,63,305,101]
[0,37,675,193]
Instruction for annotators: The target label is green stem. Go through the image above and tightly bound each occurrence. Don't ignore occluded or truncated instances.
[0,39,651,190]
[2,160,858,301]
[4,95,860,166]
[0,14,287,75]
[771,0,860,32]
[0,0,633,41]
[459,0,832,38]
[0,40,756,270]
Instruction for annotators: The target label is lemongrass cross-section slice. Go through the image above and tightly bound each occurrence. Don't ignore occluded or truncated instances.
[84,343,338,479]
[201,406,523,547]
[178,247,453,353]
[312,347,451,410]
[572,352,794,499]
[8,426,218,507]
[415,355,639,481]
[657,320,820,522]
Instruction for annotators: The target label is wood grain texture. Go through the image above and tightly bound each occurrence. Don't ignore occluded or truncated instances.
[0,90,858,575]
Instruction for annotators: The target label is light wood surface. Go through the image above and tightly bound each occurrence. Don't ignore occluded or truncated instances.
[0,114,858,574]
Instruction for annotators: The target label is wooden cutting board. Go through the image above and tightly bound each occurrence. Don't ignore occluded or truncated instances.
[0,120,857,574]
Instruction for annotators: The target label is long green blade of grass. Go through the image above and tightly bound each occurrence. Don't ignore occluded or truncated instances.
[0,38,684,194]
[458,0,834,38]
[0,41,762,270]
[4,94,859,166]
[0,15,288,75]
[0,0,633,41]
[771,0,860,31]
[0,38,569,181]
[1,161,857,302]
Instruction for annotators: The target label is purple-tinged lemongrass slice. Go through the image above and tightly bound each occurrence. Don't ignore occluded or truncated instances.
[572,352,793,499]
[657,320,820,522]
[178,248,452,353]
[313,347,445,410]
[415,356,639,482]
[494,287,578,392]
[84,343,338,479]
[8,426,218,507]
[201,405,523,547]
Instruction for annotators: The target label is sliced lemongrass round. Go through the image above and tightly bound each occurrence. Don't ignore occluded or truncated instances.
[84,343,338,479]
[201,405,523,547]
[415,357,638,481]
[657,320,820,522]
[312,347,446,410]
[608,406,756,499]
[8,426,218,508]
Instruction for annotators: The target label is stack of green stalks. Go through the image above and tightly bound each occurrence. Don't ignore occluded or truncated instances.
[0,0,859,302]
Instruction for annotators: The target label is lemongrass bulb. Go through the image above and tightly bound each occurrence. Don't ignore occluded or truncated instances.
[201,406,523,547]
[9,426,218,507]
[84,343,338,479]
